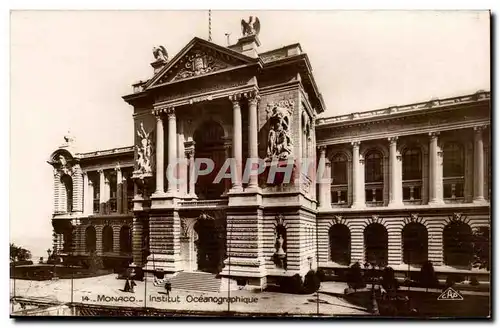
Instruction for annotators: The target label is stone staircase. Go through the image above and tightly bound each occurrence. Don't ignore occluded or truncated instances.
[169,272,221,293]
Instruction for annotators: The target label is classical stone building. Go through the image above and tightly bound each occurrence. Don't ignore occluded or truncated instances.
[48,23,491,289]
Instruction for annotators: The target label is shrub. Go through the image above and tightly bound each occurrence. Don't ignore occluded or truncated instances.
[279,274,304,294]
[469,276,480,286]
[381,267,399,292]
[303,270,321,293]
[419,260,439,290]
[347,262,366,291]
[445,275,456,288]
[316,268,326,282]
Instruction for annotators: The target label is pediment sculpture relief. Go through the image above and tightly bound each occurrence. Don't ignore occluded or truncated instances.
[266,101,294,160]
[172,50,228,81]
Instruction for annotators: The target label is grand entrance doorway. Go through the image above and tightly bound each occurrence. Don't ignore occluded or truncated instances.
[180,213,226,274]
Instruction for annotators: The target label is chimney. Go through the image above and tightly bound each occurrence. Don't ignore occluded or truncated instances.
[228,34,261,58]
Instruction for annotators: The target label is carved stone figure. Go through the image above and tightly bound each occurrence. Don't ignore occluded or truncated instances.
[152,45,169,62]
[135,122,153,176]
[241,16,261,37]
[58,154,72,175]
[266,104,293,160]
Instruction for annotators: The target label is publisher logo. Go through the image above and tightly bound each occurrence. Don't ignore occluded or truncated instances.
[437,287,463,300]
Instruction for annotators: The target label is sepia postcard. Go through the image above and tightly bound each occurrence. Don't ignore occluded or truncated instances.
[9,10,491,318]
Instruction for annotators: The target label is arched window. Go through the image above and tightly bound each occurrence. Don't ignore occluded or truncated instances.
[332,153,348,185]
[85,226,97,253]
[443,221,473,267]
[119,226,132,253]
[403,148,422,180]
[331,153,348,204]
[365,150,384,203]
[443,143,464,178]
[402,222,428,264]
[364,223,388,266]
[102,225,114,253]
[402,147,422,201]
[365,151,383,183]
[61,175,73,212]
[329,224,351,265]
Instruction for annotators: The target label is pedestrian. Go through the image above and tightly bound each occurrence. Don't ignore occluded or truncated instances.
[165,280,172,297]
[123,278,131,292]
[130,279,137,293]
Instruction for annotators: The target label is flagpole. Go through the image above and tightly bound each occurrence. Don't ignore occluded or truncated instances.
[208,10,212,42]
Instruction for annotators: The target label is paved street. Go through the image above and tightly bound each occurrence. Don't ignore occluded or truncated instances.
[10,275,368,316]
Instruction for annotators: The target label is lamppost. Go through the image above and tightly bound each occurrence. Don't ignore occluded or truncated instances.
[70,219,81,306]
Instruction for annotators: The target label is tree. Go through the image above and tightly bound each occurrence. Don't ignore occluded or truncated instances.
[347,262,366,291]
[303,270,321,293]
[472,227,490,271]
[381,266,399,293]
[419,260,439,292]
[10,243,32,262]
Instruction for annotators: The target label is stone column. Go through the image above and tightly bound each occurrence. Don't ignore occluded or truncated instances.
[166,108,177,195]
[230,94,243,191]
[122,172,128,213]
[388,137,403,207]
[351,141,365,208]
[104,175,110,214]
[318,146,331,209]
[178,120,187,197]
[186,146,197,199]
[98,169,105,214]
[154,113,165,195]
[115,165,123,213]
[247,92,260,189]
[87,178,94,214]
[82,172,89,215]
[473,126,487,203]
[223,140,232,196]
[428,132,444,205]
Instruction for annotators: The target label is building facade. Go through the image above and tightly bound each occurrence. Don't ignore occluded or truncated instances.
[48,27,491,289]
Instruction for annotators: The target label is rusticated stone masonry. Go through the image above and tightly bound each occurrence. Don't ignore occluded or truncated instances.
[146,211,181,272]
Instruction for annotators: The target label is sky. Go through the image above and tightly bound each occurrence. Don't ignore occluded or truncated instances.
[10,10,490,259]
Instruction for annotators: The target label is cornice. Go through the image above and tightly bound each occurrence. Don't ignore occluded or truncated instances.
[317,118,490,146]
[317,91,490,129]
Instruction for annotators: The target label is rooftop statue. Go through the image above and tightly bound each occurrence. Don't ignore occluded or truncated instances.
[241,16,261,37]
[152,45,169,63]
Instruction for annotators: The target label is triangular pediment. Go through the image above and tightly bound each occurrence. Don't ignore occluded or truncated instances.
[145,37,256,89]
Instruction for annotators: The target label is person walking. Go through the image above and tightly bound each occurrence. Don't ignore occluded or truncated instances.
[165,280,172,297]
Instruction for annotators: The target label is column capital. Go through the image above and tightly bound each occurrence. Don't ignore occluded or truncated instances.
[351,141,361,148]
[245,90,261,105]
[166,107,176,119]
[428,131,440,139]
[82,171,88,177]
[474,125,488,132]
[388,136,398,144]
[97,168,104,174]
[229,93,242,103]
[114,164,121,172]
[152,106,175,117]
[317,145,327,152]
